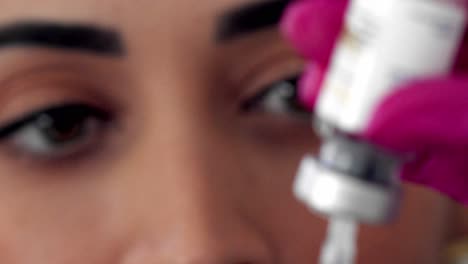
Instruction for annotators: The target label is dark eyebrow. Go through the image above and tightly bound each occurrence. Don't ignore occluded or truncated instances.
[0,21,124,56]
[216,0,290,42]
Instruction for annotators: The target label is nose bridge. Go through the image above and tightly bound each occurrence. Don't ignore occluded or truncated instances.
[122,101,273,263]
[156,109,234,207]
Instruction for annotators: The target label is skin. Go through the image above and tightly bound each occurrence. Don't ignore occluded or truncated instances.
[0,0,465,263]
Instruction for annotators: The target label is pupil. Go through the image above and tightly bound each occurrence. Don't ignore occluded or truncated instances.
[46,120,83,143]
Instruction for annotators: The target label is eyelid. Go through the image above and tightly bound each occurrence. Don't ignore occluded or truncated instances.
[0,75,108,126]
[236,51,304,103]
[0,50,127,115]
[0,59,123,125]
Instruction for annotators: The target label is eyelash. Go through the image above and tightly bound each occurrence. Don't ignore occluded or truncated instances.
[0,103,111,161]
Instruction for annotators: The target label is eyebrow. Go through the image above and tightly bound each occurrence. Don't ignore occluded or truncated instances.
[0,21,124,56]
[216,0,290,42]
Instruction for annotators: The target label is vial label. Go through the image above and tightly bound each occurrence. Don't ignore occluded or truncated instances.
[317,0,467,133]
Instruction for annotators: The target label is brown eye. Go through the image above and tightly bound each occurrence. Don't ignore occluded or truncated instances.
[33,105,102,144]
[0,103,111,159]
[241,75,310,119]
[43,120,83,144]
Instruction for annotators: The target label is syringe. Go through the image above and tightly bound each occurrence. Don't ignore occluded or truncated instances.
[295,134,401,264]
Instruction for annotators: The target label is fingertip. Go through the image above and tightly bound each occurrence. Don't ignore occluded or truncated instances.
[298,63,325,110]
[280,0,348,65]
[365,77,468,152]
[400,151,468,206]
[280,1,317,58]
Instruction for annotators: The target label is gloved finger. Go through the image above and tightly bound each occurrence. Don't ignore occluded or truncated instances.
[298,62,326,110]
[364,77,468,153]
[455,31,468,73]
[280,0,348,67]
[401,151,468,206]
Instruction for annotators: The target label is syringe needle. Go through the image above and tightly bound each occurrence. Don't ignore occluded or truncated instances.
[319,218,358,264]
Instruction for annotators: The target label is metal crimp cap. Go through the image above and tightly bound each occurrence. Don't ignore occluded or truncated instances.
[294,135,402,224]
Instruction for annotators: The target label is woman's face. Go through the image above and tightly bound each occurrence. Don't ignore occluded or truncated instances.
[0,0,465,263]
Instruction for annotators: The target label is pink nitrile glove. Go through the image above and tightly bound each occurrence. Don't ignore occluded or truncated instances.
[281,0,468,205]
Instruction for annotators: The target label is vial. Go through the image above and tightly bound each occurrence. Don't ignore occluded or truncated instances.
[317,0,467,134]
[296,0,468,224]
[295,1,467,263]
[295,135,400,224]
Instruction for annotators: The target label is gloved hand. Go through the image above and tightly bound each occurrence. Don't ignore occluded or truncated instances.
[281,0,468,205]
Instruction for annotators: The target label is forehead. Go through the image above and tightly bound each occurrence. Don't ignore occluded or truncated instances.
[0,0,263,27]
